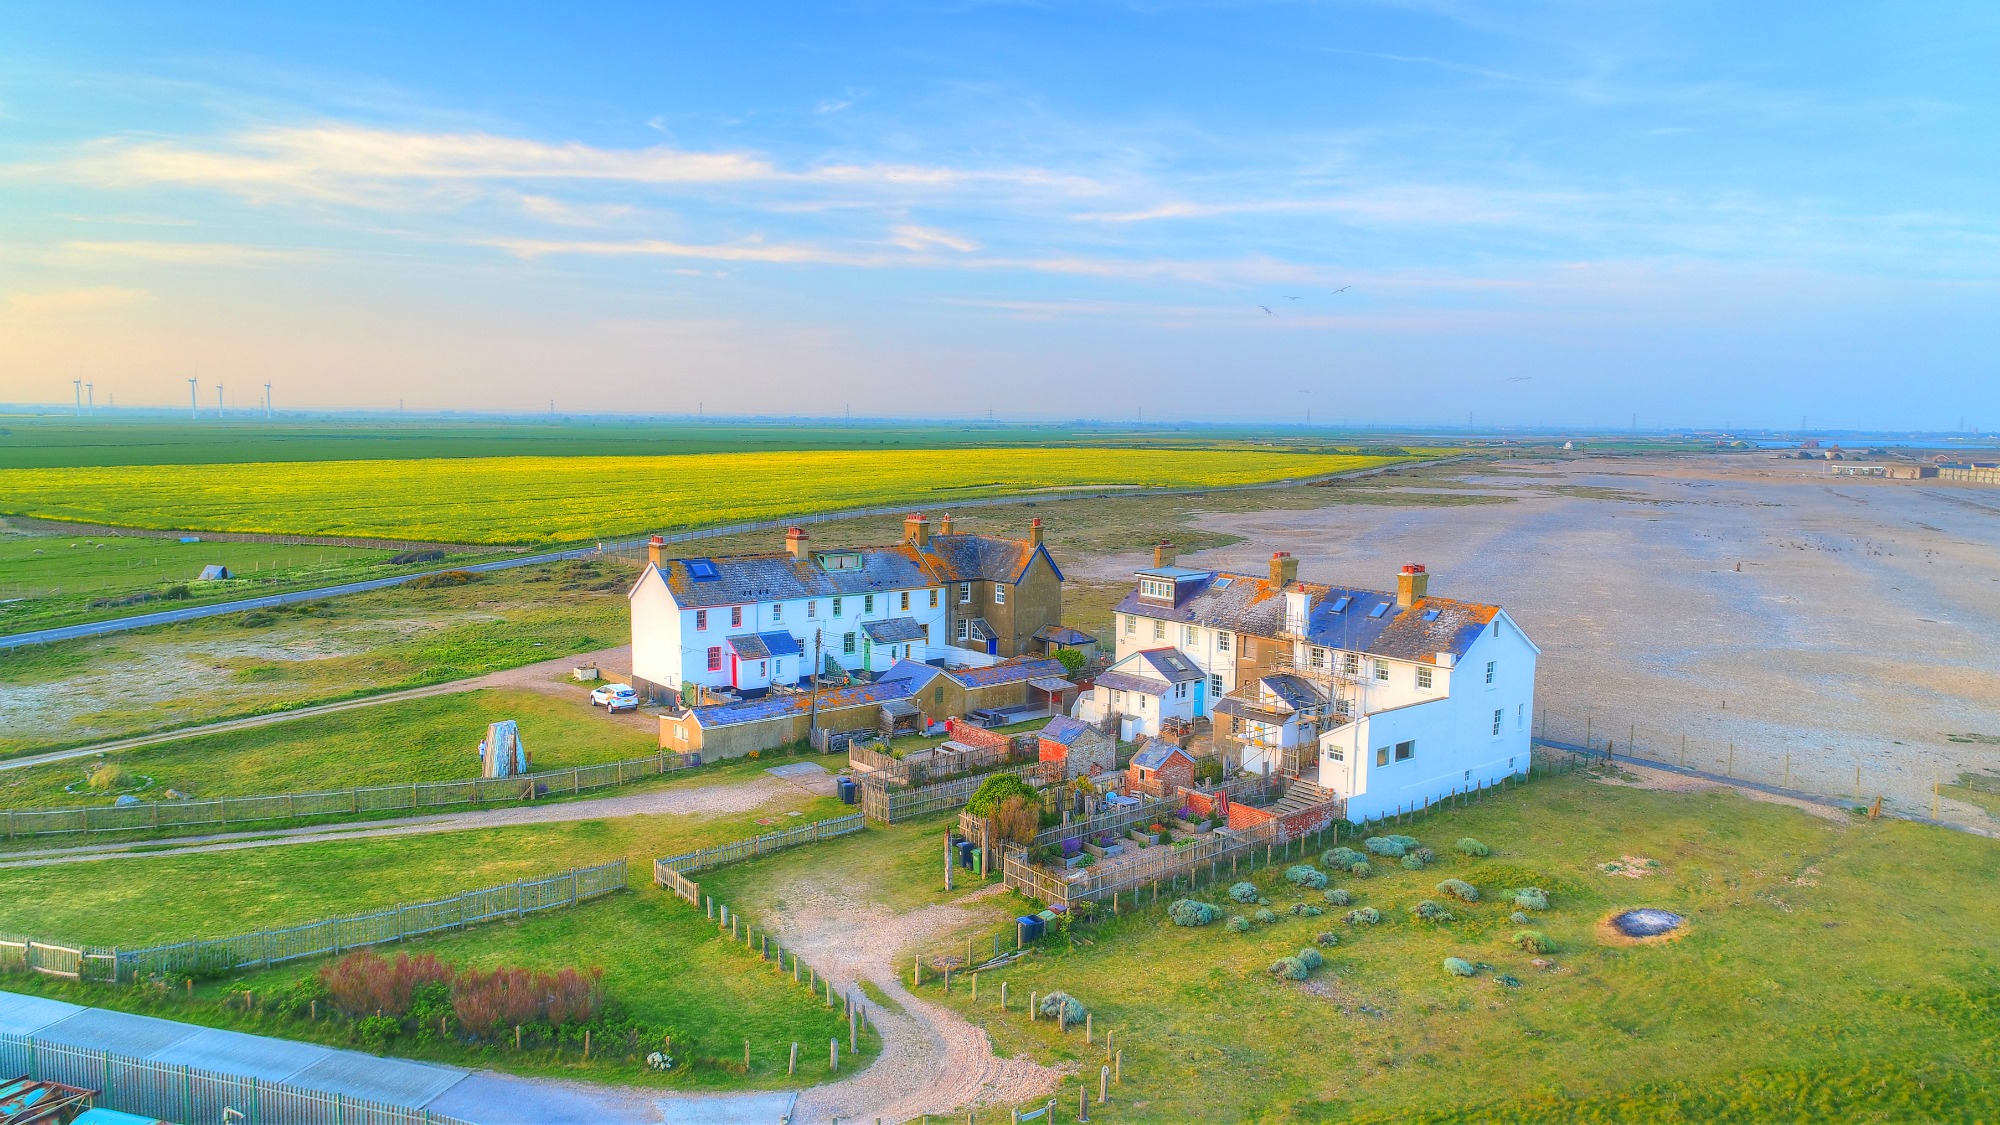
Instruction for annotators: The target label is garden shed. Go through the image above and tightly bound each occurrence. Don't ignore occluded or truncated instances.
[197,564,232,580]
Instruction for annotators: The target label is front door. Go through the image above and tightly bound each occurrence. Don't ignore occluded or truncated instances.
[1193,678,1206,718]
[986,636,998,655]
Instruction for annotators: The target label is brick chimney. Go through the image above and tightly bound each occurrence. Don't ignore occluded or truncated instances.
[1397,563,1429,607]
[1028,517,1043,547]
[938,513,953,535]
[904,513,930,547]
[1268,551,1298,588]
[647,535,666,569]
[1153,540,1174,568]
[785,526,809,561]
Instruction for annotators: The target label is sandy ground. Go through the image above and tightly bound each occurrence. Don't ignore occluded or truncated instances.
[1076,455,2000,817]
[766,879,1067,1124]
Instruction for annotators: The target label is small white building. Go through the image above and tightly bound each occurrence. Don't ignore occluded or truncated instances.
[1078,647,1203,739]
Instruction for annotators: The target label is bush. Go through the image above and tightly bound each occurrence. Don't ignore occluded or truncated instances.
[1344,907,1381,925]
[1443,957,1476,978]
[1388,834,1420,850]
[992,796,1041,846]
[1364,836,1407,858]
[1324,847,1365,869]
[1513,930,1557,954]
[357,1013,401,1051]
[407,570,484,589]
[85,763,130,791]
[237,610,277,628]
[1038,991,1086,1024]
[163,584,191,600]
[1411,900,1455,923]
[389,550,446,565]
[1052,647,1087,675]
[1285,865,1328,890]
[967,774,1039,818]
[1436,878,1480,903]
[270,973,331,1019]
[1512,887,1551,912]
[321,952,453,1019]
[1228,882,1261,903]
[1253,907,1278,924]
[1297,947,1325,972]
[1227,915,1251,932]
[1347,861,1373,879]
[1193,758,1225,785]
[1323,888,1353,906]
[1169,899,1221,927]
[1400,853,1428,870]
[1271,956,1310,981]
[1315,931,1341,947]
[1456,837,1492,858]
[1289,903,1323,917]
[1412,846,1436,865]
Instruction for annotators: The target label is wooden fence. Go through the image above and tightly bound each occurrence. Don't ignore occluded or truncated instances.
[0,861,627,983]
[850,736,1033,790]
[0,1031,476,1125]
[859,762,1044,824]
[655,814,863,879]
[1,753,694,840]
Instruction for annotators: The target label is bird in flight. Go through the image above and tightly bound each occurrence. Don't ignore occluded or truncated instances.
[1504,376,1532,383]
[1258,305,1275,316]
[1331,285,1353,294]
[1283,295,1303,301]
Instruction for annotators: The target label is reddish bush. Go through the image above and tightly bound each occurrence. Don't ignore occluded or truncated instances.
[320,951,454,1019]
[543,966,606,1028]
[451,967,543,1039]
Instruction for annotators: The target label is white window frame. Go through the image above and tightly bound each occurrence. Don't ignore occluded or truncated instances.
[1375,746,1390,767]
[1310,647,1326,669]
[1123,614,1135,636]
[959,582,972,604]
[957,618,971,642]
[772,603,783,622]
[1209,673,1224,695]
[1343,652,1359,675]
[806,600,817,618]
[1485,660,1497,685]
[1395,739,1415,762]
[994,584,1006,606]
[1416,666,1432,690]
[1374,659,1390,682]
[1175,682,1188,699]
[864,594,875,614]
[730,606,743,628]
[900,591,910,611]
[1217,631,1231,652]
[831,597,843,617]
[1492,708,1504,736]
[1153,619,1166,641]
[1327,744,1344,762]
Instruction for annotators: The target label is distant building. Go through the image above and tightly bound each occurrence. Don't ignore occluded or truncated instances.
[197,565,231,580]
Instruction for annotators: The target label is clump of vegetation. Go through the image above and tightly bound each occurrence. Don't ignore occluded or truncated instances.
[1346,861,1373,879]
[965,773,1038,817]
[1344,907,1381,925]
[1315,931,1340,947]
[1323,888,1353,906]
[1227,915,1251,933]
[1038,991,1086,1025]
[1285,864,1328,889]
[1051,647,1087,676]
[408,569,485,589]
[322,951,456,1019]
[1271,955,1310,981]
[1411,900,1456,923]
[1456,837,1492,858]
[85,763,130,791]
[1297,947,1325,972]
[1290,903,1324,918]
[1512,930,1557,954]
[1512,887,1551,912]
[991,796,1041,847]
[1169,899,1222,927]
[389,550,446,565]
[1444,957,1477,978]
[1253,907,1279,924]
[1400,852,1429,870]
[1436,878,1479,903]
[1228,881,1261,903]
[1364,836,1408,858]
[237,610,277,627]
[163,584,191,600]
[1324,847,1365,868]
[1510,911,1531,925]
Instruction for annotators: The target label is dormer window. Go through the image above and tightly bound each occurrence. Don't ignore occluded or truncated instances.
[1139,578,1174,600]
[818,552,862,572]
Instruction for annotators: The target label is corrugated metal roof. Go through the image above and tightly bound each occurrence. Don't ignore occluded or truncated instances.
[1028,676,1075,693]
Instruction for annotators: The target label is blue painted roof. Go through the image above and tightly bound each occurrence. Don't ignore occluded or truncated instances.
[1114,569,1502,664]
[946,657,1067,689]
[1131,742,1193,770]
[691,678,916,727]
[1040,715,1094,746]
[1135,565,1213,580]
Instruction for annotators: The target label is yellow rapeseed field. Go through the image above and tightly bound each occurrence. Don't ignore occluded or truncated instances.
[0,448,1404,544]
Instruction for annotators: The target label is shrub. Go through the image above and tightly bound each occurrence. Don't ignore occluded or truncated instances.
[270,973,331,1019]
[1289,903,1323,917]
[1324,847,1365,869]
[1169,899,1221,927]
[1344,907,1381,925]
[1412,846,1436,864]
[1297,947,1325,972]
[542,966,606,1028]
[1511,911,1531,924]
[992,796,1040,847]
[1411,900,1455,923]
[1443,957,1476,978]
[1436,878,1480,903]
[1347,861,1373,879]
[1456,837,1492,858]
[1228,882,1261,903]
[1271,956,1310,981]
[1512,887,1551,912]
[85,763,130,791]
[321,952,453,1019]
[1285,865,1328,890]
[389,550,446,565]
[967,774,1039,818]
[1052,647,1086,675]
[1227,915,1251,933]
[1253,907,1278,924]
[1323,888,1353,906]
[1315,931,1341,947]
[237,610,277,627]
[1364,836,1407,858]
[1400,853,1428,871]
[1512,930,1557,955]
[357,1014,401,1051]
[1038,991,1086,1025]
[407,570,483,589]
[1388,835,1420,850]
[1193,758,1225,785]
[450,967,542,1039]
[163,584,191,600]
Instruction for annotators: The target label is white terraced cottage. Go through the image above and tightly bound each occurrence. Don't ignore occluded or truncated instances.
[1080,548,1538,822]
[627,514,1064,705]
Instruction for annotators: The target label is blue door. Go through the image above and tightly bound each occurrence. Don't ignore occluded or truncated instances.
[1193,678,1206,718]
[987,636,999,655]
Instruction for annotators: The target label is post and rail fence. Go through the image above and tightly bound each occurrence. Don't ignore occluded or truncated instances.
[652,813,863,904]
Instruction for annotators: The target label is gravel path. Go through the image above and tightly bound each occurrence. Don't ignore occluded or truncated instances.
[764,879,1066,1124]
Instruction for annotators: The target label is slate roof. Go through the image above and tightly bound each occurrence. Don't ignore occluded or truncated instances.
[875,658,944,690]
[643,531,1057,610]
[726,631,801,660]
[1131,742,1194,770]
[1113,570,1503,665]
[1033,624,1098,646]
[861,617,928,643]
[1039,715,1095,746]
[1260,673,1325,711]
[1094,670,1167,696]
[946,657,1069,690]
[690,678,916,728]
[1132,648,1203,683]
[963,617,996,642]
[928,534,1065,584]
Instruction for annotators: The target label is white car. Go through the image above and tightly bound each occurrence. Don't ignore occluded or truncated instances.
[590,683,639,713]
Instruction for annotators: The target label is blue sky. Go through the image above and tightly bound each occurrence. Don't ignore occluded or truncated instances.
[3,2,1996,428]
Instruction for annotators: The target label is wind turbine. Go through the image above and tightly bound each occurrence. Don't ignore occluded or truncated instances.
[86,383,94,415]
[73,380,82,416]
[188,378,199,419]
[216,384,224,414]
[264,382,273,420]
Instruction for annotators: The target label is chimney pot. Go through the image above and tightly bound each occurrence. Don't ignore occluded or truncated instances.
[1396,563,1430,607]
[904,512,931,548]
[1269,551,1299,588]
[938,513,953,535]
[1027,517,1043,547]
[785,526,810,561]
[1153,540,1173,568]
[647,535,666,568]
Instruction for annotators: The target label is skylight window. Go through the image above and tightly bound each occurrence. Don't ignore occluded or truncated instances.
[1330,595,1351,613]
[1367,602,1389,618]
[1213,577,1233,589]
[1422,609,1441,622]
[686,559,719,581]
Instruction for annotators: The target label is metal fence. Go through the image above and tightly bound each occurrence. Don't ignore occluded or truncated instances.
[0,1032,474,1125]
[860,762,1044,825]
[0,861,627,983]
[655,814,864,879]
[1,754,693,840]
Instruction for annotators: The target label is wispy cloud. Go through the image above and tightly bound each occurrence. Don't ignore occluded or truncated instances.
[2,286,149,315]
[59,240,320,266]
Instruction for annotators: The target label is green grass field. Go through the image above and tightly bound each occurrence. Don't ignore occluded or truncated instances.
[0,686,659,807]
[0,786,865,1089]
[0,448,1409,545]
[0,560,629,756]
[711,773,2000,1122]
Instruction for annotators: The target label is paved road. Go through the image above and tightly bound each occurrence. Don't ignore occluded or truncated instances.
[1,461,1457,650]
[0,990,798,1125]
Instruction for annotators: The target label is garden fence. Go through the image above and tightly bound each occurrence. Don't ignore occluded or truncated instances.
[0,861,626,983]
[1,753,694,840]
[0,1031,475,1125]
[859,762,1044,825]
[654,813,863,881]
[849,737,1032,789]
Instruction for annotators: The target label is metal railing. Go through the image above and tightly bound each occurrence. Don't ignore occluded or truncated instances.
[0,1032,474,1125]
[1,754,694,841]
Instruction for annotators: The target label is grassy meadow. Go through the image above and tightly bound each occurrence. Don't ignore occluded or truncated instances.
[0,686,659,807]
[0,448,1408,545]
